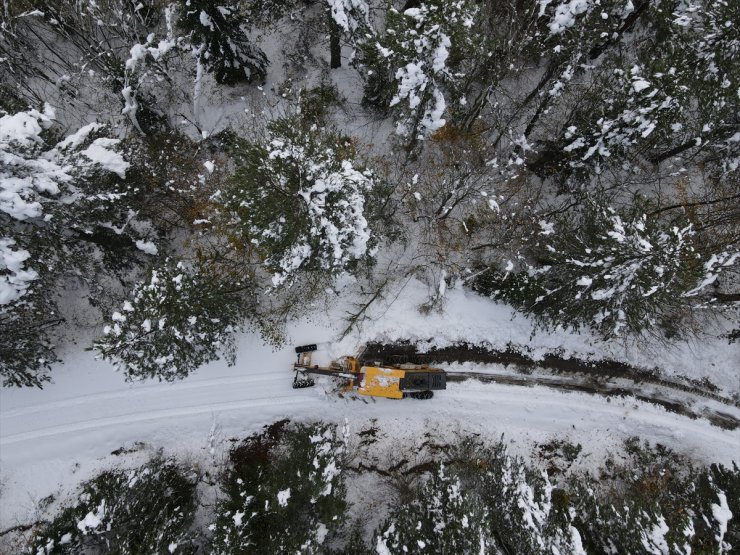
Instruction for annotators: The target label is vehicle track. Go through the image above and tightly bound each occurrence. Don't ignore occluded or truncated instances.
[1,394,314,446]
[2,372,284,419]
[360,342,740,430]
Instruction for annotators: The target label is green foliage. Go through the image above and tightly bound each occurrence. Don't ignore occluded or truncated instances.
[30,457,198,555]
[222,117,376,287]
[475,268,547,311]
[638,1,738,160]
[211,421,348,554]
[29,425,739,555]
[375,439,585,555]
[356,0,483,139]
[94,260,250,381]
[527,0,739,175]
[704,463,740,551]
[0,285,58,388]
[0,106,151,387]
[299,83,342,126]
[553,60,685,172]
[479,198,705,337]
[375,463,492,554]
[374,437,738,555]
[570,440,739,554]
[177,0,268,85]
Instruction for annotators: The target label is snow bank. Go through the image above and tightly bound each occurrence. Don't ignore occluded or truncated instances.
[333,278,740,393]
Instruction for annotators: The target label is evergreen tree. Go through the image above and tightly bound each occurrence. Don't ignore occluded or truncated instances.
[222,117,377,287]
[570,441,739,554]
[375,463,493,554]
[0,105,142,387]
[466,441,582,555]
[549,0,739,175]
[701,463,740,552]
[478,198,706,337]
[30,457,198,555]
[356,0,482,141]
[177,0,268,85]
[516,0,738,179]
[94,261,250,381]
[211,422,348,554]
[0,265,58,388]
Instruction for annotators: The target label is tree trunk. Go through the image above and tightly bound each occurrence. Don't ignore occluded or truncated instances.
[329,15,341,69]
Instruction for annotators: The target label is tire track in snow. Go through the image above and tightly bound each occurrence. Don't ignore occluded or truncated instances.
[362,342,739,407]
[1,395,316,446]
[446,371,740,430]
[4,366,737,453]
[439,383,740,453]
[1,372,284,419]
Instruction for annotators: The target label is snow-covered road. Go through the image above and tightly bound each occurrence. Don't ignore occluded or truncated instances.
[2,282,739,530]
[2,325,739,530]
[2,372,310,446]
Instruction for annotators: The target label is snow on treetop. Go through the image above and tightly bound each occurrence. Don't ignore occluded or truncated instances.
[1,106,128,223]
[328,0,371,33]
[240,127,375,287]
[79,138,130,178]
[0,238,38,306]
[548,0,591,35]
[0,104,54,146]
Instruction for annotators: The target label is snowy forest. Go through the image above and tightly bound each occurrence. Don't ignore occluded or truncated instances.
[0,0,738,553]
[1,0,737,388]
[22,421,740,554]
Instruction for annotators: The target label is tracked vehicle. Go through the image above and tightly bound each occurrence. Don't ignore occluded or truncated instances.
[292,344,446,400]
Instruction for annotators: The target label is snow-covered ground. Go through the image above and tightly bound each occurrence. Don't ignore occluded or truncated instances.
[2,3,737,551]
[334,278,740,393]
[2,280,738,531]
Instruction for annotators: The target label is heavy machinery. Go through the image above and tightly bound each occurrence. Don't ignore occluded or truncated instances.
[292,344,446,400]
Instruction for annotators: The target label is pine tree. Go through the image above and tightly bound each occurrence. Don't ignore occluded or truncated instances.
[94,261,250,381]
[518,0,738,179]
[211,422,348,554]
[0,105,141,387]
[570,441,738,554]
[700,463,740,552]
[470,442,582,554]
[550,0,739,174]
[356,0,481,141]
[177,0,268,85]
[375,463,493,554]
[31,457,198,555]
[479,197,706,337]
[0,270,58,388]
[221,117,377,287]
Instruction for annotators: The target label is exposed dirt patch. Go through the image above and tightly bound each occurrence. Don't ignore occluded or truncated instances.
[110,441,147,456]
[229,419,290,470]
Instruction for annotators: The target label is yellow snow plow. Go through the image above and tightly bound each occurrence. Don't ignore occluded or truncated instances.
[292,344,446,400]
